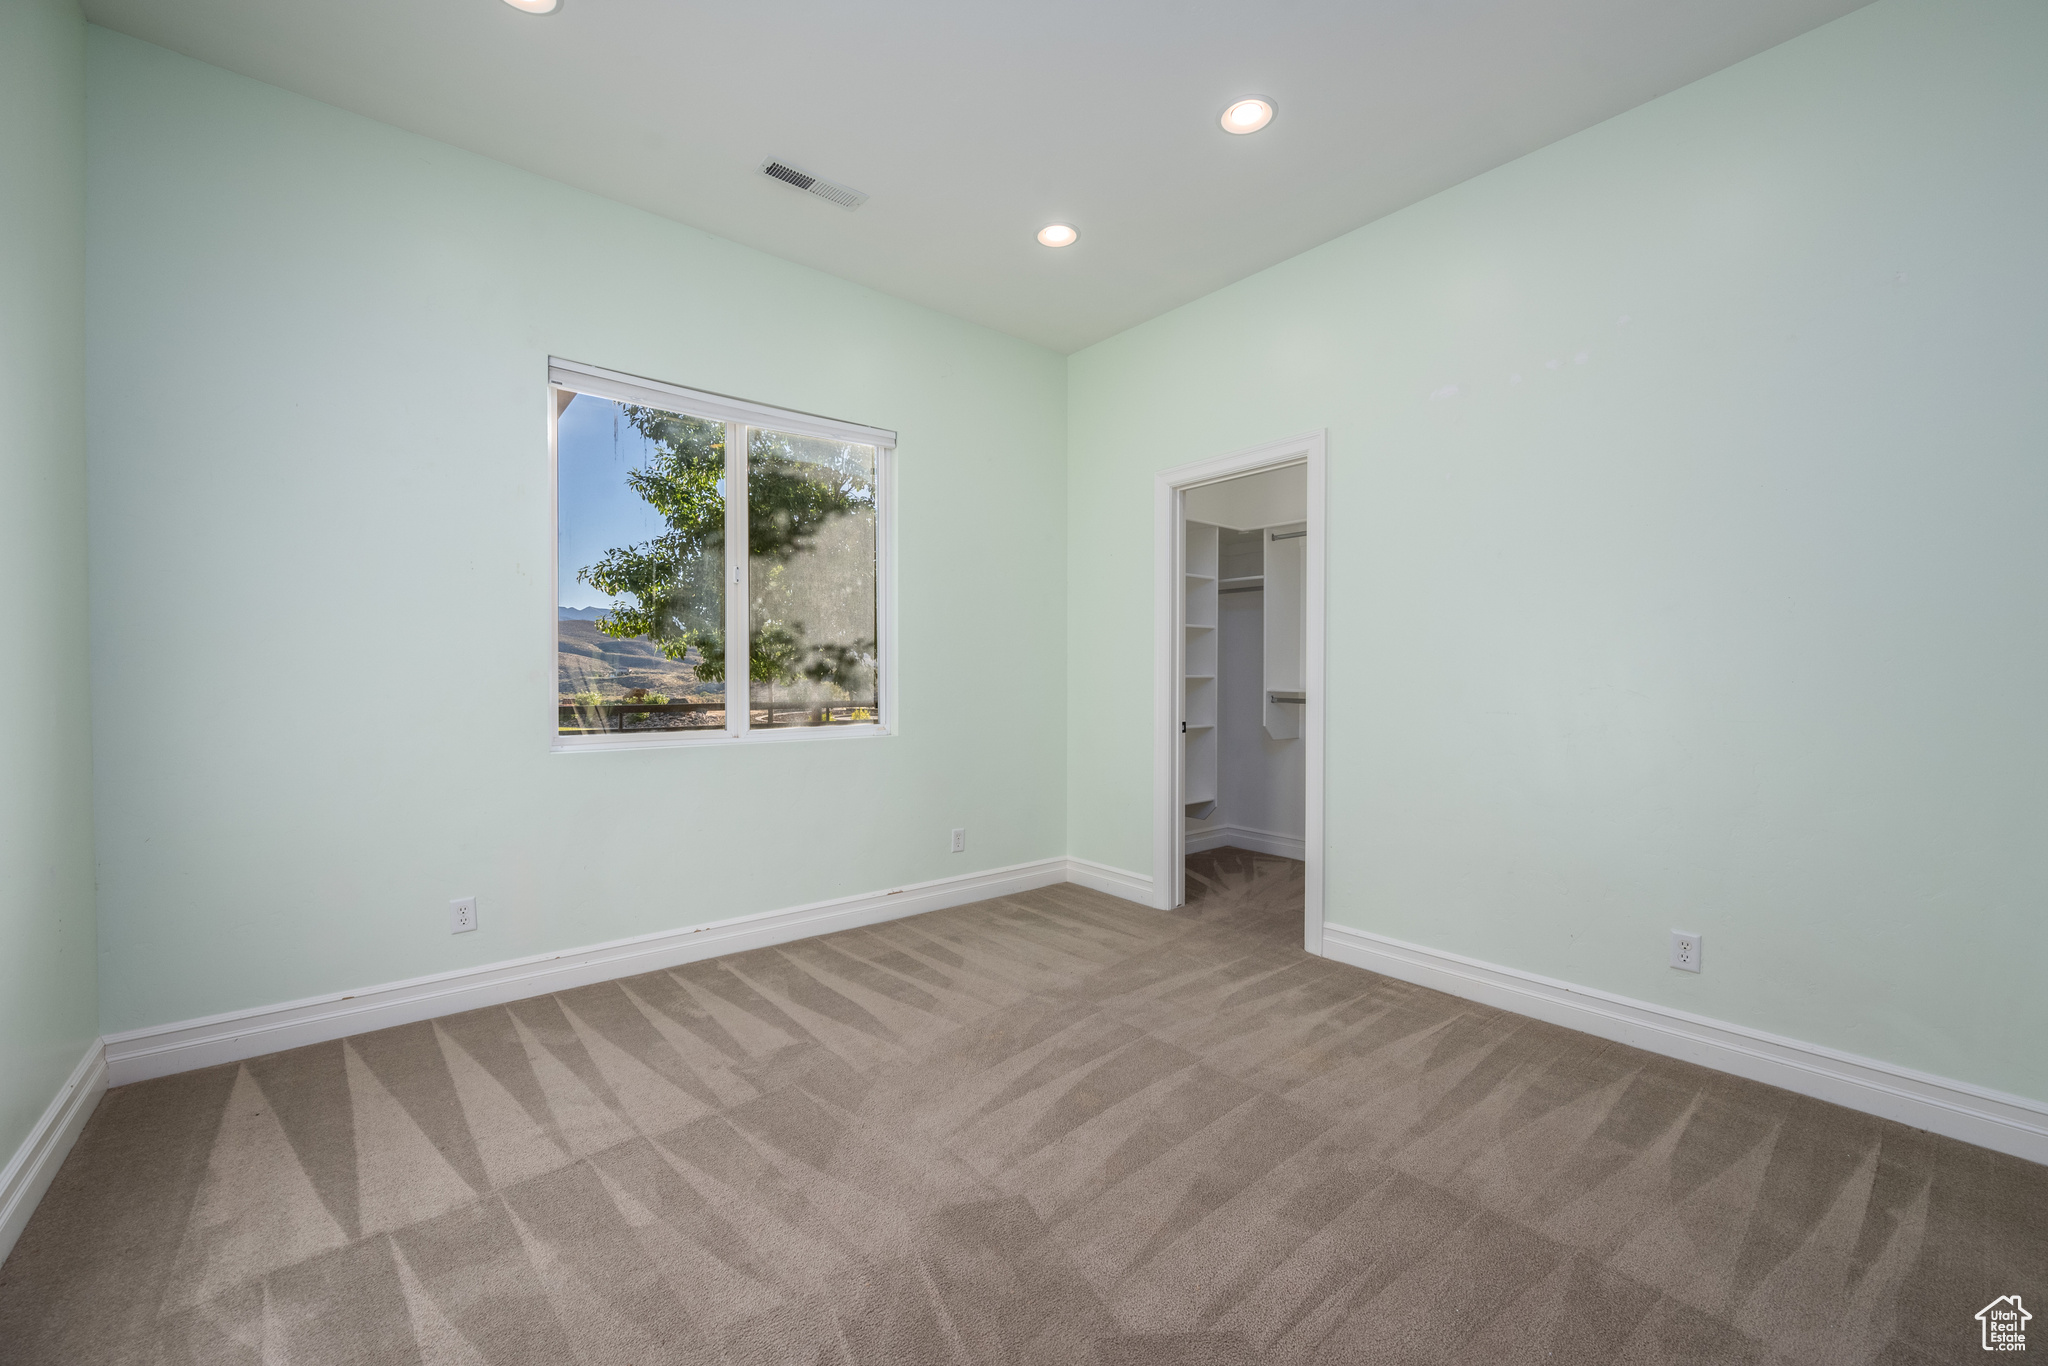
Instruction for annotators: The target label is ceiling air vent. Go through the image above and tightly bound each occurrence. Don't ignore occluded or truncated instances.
[760,158,868,210]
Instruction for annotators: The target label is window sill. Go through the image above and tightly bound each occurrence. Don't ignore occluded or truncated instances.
[551,723,891,754]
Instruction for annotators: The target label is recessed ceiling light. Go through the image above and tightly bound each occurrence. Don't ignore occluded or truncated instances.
[502,0,558,13]
[1220,97,1275,134]
[1037,224,1078,248]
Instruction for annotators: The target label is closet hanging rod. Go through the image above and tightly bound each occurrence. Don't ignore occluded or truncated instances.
[1269,529,1306,541]
[1219,584,1263,594]
[1268,692,1306,704]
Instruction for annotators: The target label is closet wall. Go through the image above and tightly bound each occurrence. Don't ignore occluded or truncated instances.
[1203,533,1306,855]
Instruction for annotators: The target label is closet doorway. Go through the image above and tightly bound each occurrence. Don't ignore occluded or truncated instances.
[1152,432,1325,953]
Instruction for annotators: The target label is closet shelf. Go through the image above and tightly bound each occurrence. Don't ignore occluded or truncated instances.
[1185,519,1222,812]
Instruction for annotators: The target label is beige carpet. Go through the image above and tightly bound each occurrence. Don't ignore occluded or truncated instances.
[2,848,2041,1364]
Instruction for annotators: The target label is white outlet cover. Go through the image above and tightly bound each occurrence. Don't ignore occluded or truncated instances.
[451,896,478,934]
[1669,929,1701,973]
[950,828,966,853]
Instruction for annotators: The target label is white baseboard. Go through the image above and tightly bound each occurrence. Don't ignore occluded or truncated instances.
[0,1039,108,1266]
[105,857,1077,1086]
[1321,923,2048,1167]
[1184,823,1305,861]
[104,857,2041,1165]
[1065,856,1154,904]
[55,867,2039,1263]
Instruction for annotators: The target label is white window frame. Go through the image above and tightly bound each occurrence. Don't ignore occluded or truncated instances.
[547,357,896,752]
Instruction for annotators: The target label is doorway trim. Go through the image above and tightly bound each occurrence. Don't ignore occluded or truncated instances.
[1152,430,1327,953]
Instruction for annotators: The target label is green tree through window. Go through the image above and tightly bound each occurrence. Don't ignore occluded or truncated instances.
[575,406,877,699]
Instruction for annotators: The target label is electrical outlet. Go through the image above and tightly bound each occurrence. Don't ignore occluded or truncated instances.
[450,896,478,934]
[1669,930,1701,973]
[950,828,966,854]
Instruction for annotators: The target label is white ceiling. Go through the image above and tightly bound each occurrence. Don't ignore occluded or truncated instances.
[84,0,1870,353]
[1187,465,1306,532]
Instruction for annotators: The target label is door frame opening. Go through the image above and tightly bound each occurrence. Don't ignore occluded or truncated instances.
[1152,431,1326,953]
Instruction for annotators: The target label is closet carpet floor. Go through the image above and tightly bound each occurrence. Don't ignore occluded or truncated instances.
[3,848,2042,1365]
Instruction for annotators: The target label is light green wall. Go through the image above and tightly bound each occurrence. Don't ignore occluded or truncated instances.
[86,28,1067,1035]
[1067,0,2048,1102]
[0,0,101,1156]
[71,0,2048,1107]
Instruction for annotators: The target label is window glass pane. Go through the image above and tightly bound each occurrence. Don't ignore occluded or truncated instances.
[556,393,728,735]
[745,429,879,728]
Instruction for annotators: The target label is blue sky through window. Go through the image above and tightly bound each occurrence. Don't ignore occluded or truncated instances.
[556,393,720,611]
